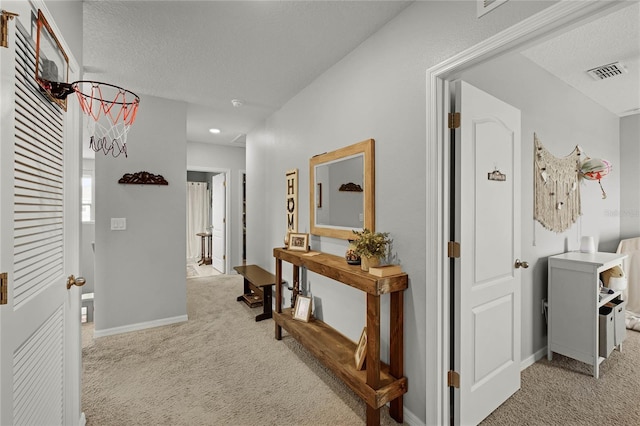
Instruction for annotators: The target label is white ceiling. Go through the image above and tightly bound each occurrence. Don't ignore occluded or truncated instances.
[521,2,640,117]
[82,1,413,148]
[82,1,639,153]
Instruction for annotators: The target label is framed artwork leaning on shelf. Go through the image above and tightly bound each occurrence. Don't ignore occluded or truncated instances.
[355,327,367,370]
[293,295,312,322]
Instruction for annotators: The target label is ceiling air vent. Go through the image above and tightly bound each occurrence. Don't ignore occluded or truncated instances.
[478,0,508,17]
[586,62,627,80]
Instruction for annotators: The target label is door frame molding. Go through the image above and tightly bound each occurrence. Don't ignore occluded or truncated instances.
[186,166,232,274]
[238,169,246,266]
[425,1,627,424]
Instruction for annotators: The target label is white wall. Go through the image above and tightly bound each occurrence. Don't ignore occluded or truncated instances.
[94,95,188,334]
[459,51,621,363]
[246,1,555,423]
[44,0,83,70]
[620,114,640,239]
[187,142,246,269]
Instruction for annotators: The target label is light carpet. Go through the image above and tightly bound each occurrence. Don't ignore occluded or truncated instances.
[482,327,640,425]
[83,274,640,425]
[82,274,398,425]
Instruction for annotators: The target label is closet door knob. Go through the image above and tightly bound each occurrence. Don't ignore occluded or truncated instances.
[67,275,86,290]
[515,259,529,269]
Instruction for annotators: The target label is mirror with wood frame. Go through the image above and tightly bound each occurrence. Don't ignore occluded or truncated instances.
[309,139,375,240]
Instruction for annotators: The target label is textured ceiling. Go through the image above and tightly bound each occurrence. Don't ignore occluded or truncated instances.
[82,1,639,154]
[521,2,640,117]
[82,1,413,147]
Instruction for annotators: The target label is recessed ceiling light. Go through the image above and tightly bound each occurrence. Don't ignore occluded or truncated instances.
[209,128,221,134]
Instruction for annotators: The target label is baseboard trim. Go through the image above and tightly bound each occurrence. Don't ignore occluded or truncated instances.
[403,406,424,426]
[94,315,189,338]
[520,346,547,371]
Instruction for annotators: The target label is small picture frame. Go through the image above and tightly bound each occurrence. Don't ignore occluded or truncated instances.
[293,295,312,322]
[288,232,309,252]
[355,327,367,370]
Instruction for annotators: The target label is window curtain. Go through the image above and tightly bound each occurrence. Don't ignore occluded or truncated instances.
[186,182,210,261]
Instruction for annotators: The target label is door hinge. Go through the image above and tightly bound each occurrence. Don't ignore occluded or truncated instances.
[448,241,460,258]
[1,10,19,49]
[223,255,226,260]
[223,180,227,187]
[1,272,8,305]
[448,112,460,129]
[448,370,460,388]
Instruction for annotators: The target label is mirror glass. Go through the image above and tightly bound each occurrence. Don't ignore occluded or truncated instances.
[310,139,374,240]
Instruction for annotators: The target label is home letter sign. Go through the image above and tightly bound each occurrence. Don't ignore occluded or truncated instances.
[286,169,298,232]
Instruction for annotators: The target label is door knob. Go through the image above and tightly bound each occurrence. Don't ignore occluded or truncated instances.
[514,259,529,269]
[66,275,86,290]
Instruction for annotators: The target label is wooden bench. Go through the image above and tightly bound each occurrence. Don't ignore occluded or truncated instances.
[234,265,284,322]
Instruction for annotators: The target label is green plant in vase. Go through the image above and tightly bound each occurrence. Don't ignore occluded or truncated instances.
[351,228,391,271]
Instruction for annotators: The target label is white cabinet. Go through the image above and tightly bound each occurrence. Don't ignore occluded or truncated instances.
[547,251,626,378]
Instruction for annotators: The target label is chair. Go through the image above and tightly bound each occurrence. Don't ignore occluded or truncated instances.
[616,237,640,315]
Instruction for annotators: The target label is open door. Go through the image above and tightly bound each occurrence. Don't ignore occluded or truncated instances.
[0,3,82,424]
[212,173,226,273]
[452,80,522,425]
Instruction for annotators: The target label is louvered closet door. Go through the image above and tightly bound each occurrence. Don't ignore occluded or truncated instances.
[0,3,81,425]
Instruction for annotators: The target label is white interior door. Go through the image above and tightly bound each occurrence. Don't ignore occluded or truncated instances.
[212,173,226,273]
[0,3,81,424]
[453,80,521,425]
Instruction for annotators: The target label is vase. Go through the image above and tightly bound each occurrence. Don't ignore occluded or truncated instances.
[361,256,379,272]
[345,240,361,265]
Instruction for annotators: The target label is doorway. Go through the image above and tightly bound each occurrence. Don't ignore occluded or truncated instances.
[426,2,631,424]
[187,168,230,275]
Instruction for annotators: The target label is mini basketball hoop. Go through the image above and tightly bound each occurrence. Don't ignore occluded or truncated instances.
[33,9,140,158]
[72,81,140,158]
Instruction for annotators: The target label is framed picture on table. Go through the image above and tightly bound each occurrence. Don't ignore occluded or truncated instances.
[288,232,309,252]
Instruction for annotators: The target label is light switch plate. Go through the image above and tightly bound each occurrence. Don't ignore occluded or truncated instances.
[111,218,126,230]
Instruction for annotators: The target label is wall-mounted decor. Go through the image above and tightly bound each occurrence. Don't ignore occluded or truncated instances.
[580,157,611,199]
[316,183,322,208]
[286,169,298,233]
[338,182,363,192]
[309,139,375,240]
[533,133,581,233]
[118,171,168,185]
[487,169,507,181]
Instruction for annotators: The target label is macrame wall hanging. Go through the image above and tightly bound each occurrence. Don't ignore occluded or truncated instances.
[534,133,582,233]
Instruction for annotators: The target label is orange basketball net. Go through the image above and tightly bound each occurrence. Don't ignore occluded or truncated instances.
[73,81,140,158]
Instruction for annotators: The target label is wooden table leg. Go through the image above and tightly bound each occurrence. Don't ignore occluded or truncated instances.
[292,265,300,308]
[275,258,282,340]
[366,293,381,426]
[255,285,273,322]
[389,291,404,423]
[198,234,205,265]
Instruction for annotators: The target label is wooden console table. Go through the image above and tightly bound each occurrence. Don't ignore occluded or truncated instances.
[273,248,408,425]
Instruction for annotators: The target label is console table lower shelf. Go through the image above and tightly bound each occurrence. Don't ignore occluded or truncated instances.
[273,309,407,420]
